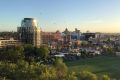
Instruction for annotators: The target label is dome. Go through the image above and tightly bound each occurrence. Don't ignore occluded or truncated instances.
[21,18,38,27]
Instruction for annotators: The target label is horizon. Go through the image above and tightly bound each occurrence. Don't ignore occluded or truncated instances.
[0,0,120,33]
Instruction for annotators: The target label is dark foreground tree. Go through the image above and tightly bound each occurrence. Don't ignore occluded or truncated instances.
[24,44,35,64]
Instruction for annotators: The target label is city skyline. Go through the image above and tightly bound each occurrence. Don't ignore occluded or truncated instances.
[0,0,120,33]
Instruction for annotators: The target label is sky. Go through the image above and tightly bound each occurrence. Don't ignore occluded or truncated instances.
[0,0,120,33]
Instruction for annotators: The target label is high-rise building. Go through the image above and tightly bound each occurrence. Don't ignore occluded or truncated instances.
[17,18,41,47]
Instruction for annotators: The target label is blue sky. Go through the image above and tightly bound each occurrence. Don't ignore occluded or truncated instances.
[0,0,120,32]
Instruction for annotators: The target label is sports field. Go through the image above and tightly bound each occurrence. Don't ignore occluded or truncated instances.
[66,56,120,79]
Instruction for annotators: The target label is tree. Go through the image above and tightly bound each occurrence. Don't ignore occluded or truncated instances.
[81,50,87,58]
[39,45,49,61]
[0,48,24,63]
[81,41,88,47]
[79,71,97,80]
[54,58,68,80]
[24,44,35,64]
[15,45,24,55]
[101,75,110,80]
[39,65,57,80]
[65,71,78,80]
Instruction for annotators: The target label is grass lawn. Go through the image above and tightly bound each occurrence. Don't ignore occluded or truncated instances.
[66,56,120,79]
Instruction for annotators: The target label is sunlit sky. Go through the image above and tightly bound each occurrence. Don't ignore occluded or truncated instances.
[0,0,120,33]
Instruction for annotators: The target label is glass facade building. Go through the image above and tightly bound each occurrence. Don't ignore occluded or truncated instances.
[17,18,41,47]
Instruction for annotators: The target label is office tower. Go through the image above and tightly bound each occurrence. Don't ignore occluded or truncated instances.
[17,18,41,47]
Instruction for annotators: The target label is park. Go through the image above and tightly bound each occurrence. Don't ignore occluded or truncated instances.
[66,55,120,79]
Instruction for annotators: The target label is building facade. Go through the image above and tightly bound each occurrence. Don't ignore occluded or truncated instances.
[71,28,81,40]
[0,38,20,48]
[42,30,62,44]
[17,18,41,47]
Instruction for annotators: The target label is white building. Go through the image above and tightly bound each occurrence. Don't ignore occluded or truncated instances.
[0,38,19,48]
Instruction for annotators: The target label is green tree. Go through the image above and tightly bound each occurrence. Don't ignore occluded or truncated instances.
[0,48,24,63]
[79,71,97,80]
[54,58,68,80]
[24,44,35,64]
[39,45,49,60]
[81,41,88,47]
[65,71,78,80]
[39,65,57,80]
[101,75,110,80]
